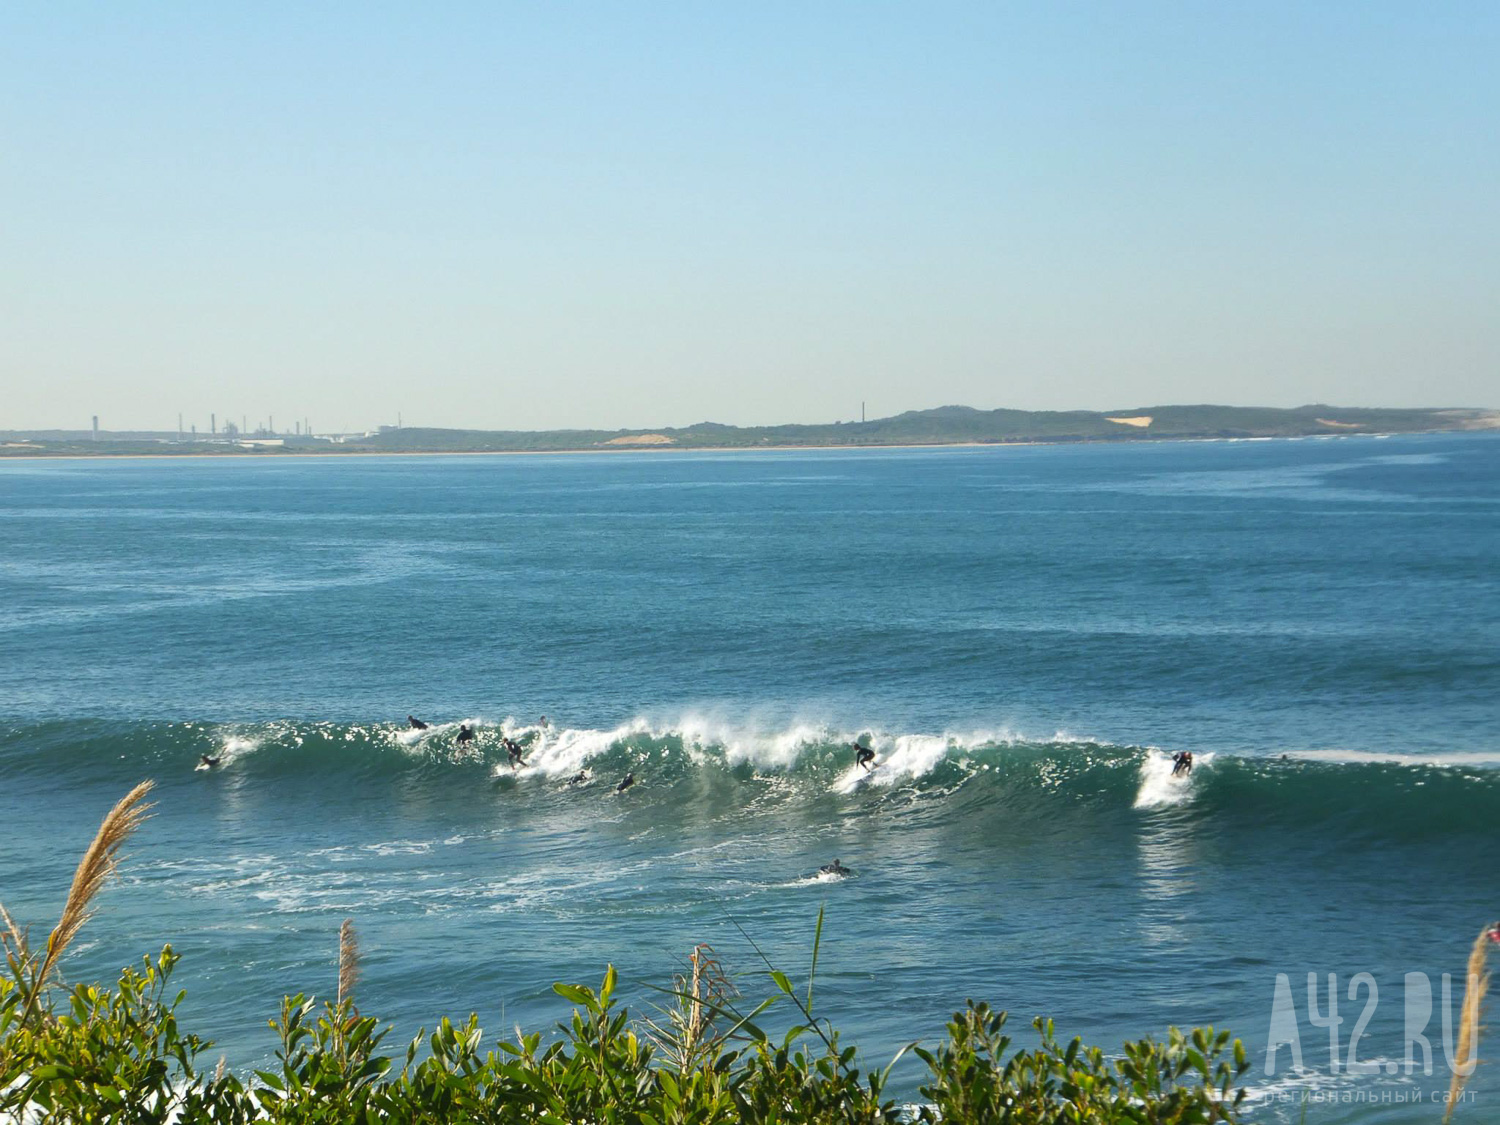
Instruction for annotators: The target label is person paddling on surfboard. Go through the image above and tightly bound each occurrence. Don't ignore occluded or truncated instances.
[199,754,221,769]
[853,741,875,771]
[408,715,429,730]
[1171,750,1193,777]
[456,724,476,750]
[616,773,635,793]
[819,859,851,877]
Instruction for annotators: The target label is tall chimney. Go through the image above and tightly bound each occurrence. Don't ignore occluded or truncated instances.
[92,416,99,441]
[211,413,216,435]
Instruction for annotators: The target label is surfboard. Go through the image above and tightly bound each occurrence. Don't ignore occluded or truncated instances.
[832,761,881,793]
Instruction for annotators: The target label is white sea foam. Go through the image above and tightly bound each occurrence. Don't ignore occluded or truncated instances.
[207,734,261,764]
[1287,748,1500,768]
[832,734,953,792]
[393,719,463,749]
[1132,748,1212,809]
[784,869,850,887]
[669,714,831,770]
[492,718,648,778]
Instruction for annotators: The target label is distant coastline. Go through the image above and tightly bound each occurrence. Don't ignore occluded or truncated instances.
[4,403,1496,458]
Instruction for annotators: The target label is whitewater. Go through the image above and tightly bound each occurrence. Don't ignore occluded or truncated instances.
[1,434,1496,1124]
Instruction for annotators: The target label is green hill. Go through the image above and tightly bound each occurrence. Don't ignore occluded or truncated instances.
[343,404,1495,453]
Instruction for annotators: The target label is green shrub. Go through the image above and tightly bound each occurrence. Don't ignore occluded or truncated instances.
[2,942,1248,1123]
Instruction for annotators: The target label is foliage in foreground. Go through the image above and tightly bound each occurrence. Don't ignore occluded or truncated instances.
[0,943,1249,1125]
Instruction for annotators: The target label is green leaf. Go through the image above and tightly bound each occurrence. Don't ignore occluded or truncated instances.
[807,905,824,1013]
[552,983,593,1008]
[770,970,794,996]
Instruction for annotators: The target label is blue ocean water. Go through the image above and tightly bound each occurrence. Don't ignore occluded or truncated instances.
[1,433,1496,1122]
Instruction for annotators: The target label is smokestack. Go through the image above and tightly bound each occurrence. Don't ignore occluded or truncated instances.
[178,412,183,439]
[861,401,865,423]
[191,424,196,436]
[211,413,216,435]
[295,420,300,435]
[92,415,99,441]
[270,415,274,435]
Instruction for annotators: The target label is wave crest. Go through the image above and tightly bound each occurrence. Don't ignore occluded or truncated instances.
[3,716,1496,841]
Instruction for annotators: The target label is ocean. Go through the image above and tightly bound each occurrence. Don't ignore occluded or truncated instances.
[1,433,1496,1123]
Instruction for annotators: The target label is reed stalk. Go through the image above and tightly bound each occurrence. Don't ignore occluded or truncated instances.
[17,780,154,1024]
[337,917,360,1012]
[1444,923,1493,1123]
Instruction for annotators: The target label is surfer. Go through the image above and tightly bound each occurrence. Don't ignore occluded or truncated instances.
[539,715,550,729]
[1171,751,1193,777]
[502,736,525,768]
[853,741,876,771]
[456,724,476,748]
[198,754,221,769]
[819,859,851,877]
[408,715,429,730]
[616,773,635,793]
[568,770,589,786]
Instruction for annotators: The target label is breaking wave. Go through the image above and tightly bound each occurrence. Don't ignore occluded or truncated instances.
[2,715,1497,841]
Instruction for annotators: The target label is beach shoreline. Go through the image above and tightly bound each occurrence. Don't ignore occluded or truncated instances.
[0,430,1475,463]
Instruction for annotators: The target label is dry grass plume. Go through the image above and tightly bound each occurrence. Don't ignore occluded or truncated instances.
[643,943,738,1073]
[19,780,154,1022]
[337,917,360,1011]
[1444,923,1493,1123]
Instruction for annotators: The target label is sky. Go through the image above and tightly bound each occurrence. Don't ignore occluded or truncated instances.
[2,2,1496,433]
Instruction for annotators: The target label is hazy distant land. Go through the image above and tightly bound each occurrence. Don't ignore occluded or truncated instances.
[3,404,1497,457]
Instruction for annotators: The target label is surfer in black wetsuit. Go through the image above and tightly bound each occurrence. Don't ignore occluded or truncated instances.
[616,773,635,793]
[408,715,429,730]
[819,859,851,877]
[199,754,221,769]
[853,742,876,771]
[456,724,476,749]
[1171,751,1193,777]
[539,715,549,730]
[503,737,525,768]
[568,770,589,786]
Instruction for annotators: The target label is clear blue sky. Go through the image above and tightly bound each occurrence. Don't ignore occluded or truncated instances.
[3,2,1496,432]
